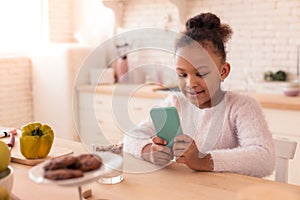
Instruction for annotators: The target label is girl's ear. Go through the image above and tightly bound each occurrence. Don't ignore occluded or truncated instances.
[220,62,231,81]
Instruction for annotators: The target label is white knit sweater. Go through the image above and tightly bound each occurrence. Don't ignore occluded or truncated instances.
[124,91,275,177]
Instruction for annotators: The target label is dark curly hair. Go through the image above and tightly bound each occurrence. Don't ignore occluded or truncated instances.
[176,13,233,62]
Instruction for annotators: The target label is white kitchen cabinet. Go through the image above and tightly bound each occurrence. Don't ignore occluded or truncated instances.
[263,108,300,185]
[128,96,160,125]
[78,89,164,145]
[78,92,116,145]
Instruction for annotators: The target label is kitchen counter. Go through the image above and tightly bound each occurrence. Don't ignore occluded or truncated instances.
[77,84,169,99]
[77,84,300,111]
[251,93,300,111]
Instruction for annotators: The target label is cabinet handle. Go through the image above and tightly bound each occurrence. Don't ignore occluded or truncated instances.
[95,100,104,104]
[133,107,143,111]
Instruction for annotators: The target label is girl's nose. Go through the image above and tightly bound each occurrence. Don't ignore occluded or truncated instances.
[187,76,199,87]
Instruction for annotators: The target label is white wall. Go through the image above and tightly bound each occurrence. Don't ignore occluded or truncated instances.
[73,0,115,44]
[30,44,93,140]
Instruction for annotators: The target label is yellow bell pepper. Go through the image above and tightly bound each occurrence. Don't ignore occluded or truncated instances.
[20,122,54,159]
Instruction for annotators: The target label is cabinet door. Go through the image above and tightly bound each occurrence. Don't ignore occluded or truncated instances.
[94,94,123,143]
[79,92,165,143]
[263,108,300,136]
[79,93,117,143]
[93,94,164,142]
[128,97,162,126]
[95,109,124,143]
[78,108,106,144]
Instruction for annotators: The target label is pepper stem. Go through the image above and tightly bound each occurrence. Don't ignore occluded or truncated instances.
[31,126,43,137]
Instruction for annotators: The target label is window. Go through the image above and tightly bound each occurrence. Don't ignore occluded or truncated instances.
[0,0,43,53]
[0,0,116,53]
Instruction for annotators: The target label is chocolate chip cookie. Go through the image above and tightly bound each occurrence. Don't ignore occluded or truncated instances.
[44,169,83,180]
[43,154,102,180]
[75,154,102,172]
[43,155,78,171]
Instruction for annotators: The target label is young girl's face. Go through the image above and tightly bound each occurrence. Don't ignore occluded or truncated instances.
[175,44,229,108]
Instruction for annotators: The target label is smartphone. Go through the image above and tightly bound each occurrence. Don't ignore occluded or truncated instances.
[150,107,183,148]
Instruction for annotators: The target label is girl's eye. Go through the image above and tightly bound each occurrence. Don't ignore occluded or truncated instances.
[177,73,187,78]
[196,72,209,77]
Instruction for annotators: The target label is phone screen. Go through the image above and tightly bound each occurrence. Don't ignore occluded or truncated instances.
[150,107,183,148]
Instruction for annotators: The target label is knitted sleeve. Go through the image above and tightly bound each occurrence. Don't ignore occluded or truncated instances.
[209,95,275,177]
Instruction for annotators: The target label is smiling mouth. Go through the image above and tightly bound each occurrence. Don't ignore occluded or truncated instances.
[187,90,204,96]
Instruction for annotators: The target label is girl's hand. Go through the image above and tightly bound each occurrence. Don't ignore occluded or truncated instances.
[173,134,213,171]
[141,136,173,165]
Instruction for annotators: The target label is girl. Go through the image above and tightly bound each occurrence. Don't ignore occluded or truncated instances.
[124,12,275,177]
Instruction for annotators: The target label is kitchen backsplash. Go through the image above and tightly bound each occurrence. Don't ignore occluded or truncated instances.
[41,0,300,91]
[2,0,298,94]
[115,0,300,90]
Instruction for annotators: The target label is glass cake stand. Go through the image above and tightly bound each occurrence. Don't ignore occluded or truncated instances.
[28,154,121,200]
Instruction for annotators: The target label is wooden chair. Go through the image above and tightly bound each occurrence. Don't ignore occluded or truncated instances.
[273,137,297,183]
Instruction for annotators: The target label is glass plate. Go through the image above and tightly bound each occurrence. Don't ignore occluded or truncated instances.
[28,153,122,187]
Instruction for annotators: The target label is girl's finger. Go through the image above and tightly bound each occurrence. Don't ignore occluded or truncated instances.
[153,157,171,165]
[174,134,192,143]
[156,152,173,161]
[173,149,185,157]
[152,150,173,163]
[152,145,173,157]
[152,136,167,145]
[173,141,190,150]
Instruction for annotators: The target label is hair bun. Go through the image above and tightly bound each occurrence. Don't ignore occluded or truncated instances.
[185,13,221,31]
[186,18,204,30]
[177,12,233,61]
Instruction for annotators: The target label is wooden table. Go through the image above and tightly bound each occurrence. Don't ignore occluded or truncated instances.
[10,138,300,200]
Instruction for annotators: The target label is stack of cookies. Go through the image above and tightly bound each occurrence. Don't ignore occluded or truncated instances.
[43,154,102,180]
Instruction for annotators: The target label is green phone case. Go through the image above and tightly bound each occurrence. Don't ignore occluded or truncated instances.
[150,107,183,148]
